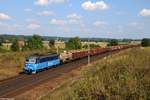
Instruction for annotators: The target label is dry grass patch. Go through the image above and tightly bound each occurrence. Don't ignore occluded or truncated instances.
[0,49,51,80]
[41,47,150,100]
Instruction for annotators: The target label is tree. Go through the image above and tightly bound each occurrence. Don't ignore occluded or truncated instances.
[122,39,132,43]
[11,40,20,51]
[49,40,55,48]
[66,37,82,50]
[27,35,43,50]
[141,38,150,47]
[0,37,5,46]
[108,39,118,46]
[22,44,30,51]
[0,40,3,46]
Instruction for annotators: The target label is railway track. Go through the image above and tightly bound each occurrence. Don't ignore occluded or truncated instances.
[0,49,123,98]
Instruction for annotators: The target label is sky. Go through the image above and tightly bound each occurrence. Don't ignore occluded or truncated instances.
[0,0,150,39]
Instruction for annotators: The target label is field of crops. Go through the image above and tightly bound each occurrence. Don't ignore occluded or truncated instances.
[42,47,150,100]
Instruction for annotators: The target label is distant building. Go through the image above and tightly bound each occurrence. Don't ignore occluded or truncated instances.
[42,40,66,49]
[2,42,12,50]
[17,39,25,50]
[130,41,141,45]
[81,41,108,47]
[1,39,25,51]
[42,41,50,49]
[54,41,66,49]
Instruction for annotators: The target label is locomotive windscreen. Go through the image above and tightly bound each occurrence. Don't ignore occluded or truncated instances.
[26,57,37,64]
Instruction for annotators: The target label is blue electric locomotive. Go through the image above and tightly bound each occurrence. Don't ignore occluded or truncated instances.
[24,53,60,74]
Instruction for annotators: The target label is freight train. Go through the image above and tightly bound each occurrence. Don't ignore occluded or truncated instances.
[23,44,139,74]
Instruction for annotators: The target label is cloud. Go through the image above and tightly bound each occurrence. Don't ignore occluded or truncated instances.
[35,0,49,6]
[27,23,40,29]
[50,13,83,26]
[139,8,150,16]
[50,19,67,25]
[81,1,109,11]
[38,11,55,16]
[67,13,81,20]
[93,21,107,27]
[35,0,67,6]
[0,13,11,20]
[50,17,83,26]
[66,13,83,25]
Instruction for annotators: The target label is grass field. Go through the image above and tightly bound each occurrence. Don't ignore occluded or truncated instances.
[0,49,52,80]
[41,47,150,100]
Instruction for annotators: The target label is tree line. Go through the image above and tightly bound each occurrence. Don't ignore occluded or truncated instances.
[1,35,150,52]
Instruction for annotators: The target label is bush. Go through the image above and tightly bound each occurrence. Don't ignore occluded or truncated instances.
[72,48,150,100]
[66,37,82,50]
[43,48,150,100]
[11,40,20,51]
[26,34,43,50]
[141,38,150,47]
[0,47,9,53]
[108,39,118,46]
[49,40,55,48]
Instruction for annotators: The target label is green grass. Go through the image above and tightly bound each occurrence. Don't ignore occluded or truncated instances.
[41,47,150,100]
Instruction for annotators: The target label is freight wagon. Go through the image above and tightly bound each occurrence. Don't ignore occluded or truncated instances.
[72,50,88,60]
[59,51,72,63]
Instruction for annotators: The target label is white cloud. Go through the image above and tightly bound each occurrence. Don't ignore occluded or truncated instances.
[93,21,107,27]
[27,23,40,29]
[81,1,109,11]
[38,11,55,16]
[139,8,150,16]
[50,18,83,26]
[24,8,32,12]
[35,0,67,6]
[0,13,11,20]
[35,0,49,6]
[67,13,83,25]
[50,19,67,25]
[50,13,83,26]
[67,13,81,20]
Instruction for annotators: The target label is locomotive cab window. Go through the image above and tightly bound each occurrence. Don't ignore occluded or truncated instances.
[26,58,37,64]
